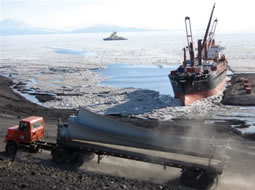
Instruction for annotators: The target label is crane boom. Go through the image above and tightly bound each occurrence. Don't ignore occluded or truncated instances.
[201,4,216,59]
[185,17,195,66]
[208,19,218,47]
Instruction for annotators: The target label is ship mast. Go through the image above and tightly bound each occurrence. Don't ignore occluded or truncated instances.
[201,3,216,60]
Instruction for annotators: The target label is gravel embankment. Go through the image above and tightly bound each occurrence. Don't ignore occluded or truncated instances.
[0,156,189,190]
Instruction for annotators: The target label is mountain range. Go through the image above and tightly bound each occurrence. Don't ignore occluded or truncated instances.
[0,19,153,35]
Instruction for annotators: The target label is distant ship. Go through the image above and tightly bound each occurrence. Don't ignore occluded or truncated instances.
[103,32,127,41]
[169,4,227,106]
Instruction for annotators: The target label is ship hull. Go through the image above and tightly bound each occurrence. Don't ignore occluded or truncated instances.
[169,69,226,106]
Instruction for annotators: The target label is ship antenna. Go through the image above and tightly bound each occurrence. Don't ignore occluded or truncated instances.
[201,3,216,60]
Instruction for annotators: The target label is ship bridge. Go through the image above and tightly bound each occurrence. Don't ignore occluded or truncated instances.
[207,45,225,60]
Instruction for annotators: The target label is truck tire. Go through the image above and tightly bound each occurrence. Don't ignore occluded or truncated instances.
[5,141,17,156]
[52,149,67,164]
[70,152,85,168]
[180,169,199,188]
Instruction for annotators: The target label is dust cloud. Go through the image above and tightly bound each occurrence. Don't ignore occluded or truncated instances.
[218,175,255,190]
[82,156,181,184]
[76,116,255,189]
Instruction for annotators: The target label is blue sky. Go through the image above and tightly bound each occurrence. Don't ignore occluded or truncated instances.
[1,0,255,32]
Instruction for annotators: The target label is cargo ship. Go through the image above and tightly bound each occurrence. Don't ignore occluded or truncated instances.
[169,4,227,106]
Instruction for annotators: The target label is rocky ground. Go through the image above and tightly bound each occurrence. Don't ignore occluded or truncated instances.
[1,75,255,190]
[0,156,187,190]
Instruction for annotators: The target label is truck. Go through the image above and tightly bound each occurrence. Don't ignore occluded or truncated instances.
[5,116,55,155]
[4,107,228,189]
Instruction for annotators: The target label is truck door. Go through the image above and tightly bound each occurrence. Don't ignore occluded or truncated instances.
[31,120,44,142]
[18,121,31,143]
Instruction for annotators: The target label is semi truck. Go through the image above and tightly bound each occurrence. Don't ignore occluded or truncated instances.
[4,107,228,189]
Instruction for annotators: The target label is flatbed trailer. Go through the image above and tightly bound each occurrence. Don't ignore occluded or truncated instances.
[16,137,225,176]
[14,136,224,189]
[61,139,224,172]
[51,136,226,189]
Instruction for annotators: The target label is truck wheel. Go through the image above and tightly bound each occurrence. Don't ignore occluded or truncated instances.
[5,141,17,156]
[52,149,67,164]
[70,152,85,168]
[180,169,199,188]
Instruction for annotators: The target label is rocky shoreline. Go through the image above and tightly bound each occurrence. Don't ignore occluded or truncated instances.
[222,73,255,106]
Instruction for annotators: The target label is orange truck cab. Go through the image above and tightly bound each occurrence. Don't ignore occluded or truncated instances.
[5,116,44,155]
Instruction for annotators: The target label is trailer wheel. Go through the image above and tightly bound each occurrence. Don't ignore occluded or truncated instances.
[197,171,215,189]
[52,149,67,164]
[70,152,85,168]
[180,169,199,188]
[5,141,17,156]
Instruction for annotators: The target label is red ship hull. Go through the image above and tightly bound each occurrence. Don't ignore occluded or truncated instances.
[174,78,226,106]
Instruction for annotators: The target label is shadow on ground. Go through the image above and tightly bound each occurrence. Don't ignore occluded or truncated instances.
[105,89,181,116]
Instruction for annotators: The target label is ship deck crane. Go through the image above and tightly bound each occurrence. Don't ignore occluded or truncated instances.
[201,3,216,60]
[208,19,218,49]
[184,16,195,67]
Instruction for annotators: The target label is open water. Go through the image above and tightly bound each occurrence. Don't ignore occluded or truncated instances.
[97,64,177,95]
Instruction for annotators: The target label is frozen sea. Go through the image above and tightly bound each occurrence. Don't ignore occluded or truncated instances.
[1,31,255,134]
[1,31,255,93]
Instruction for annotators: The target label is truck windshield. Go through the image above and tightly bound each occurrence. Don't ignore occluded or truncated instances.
[19,122,29,131]
[32,120,43,129]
